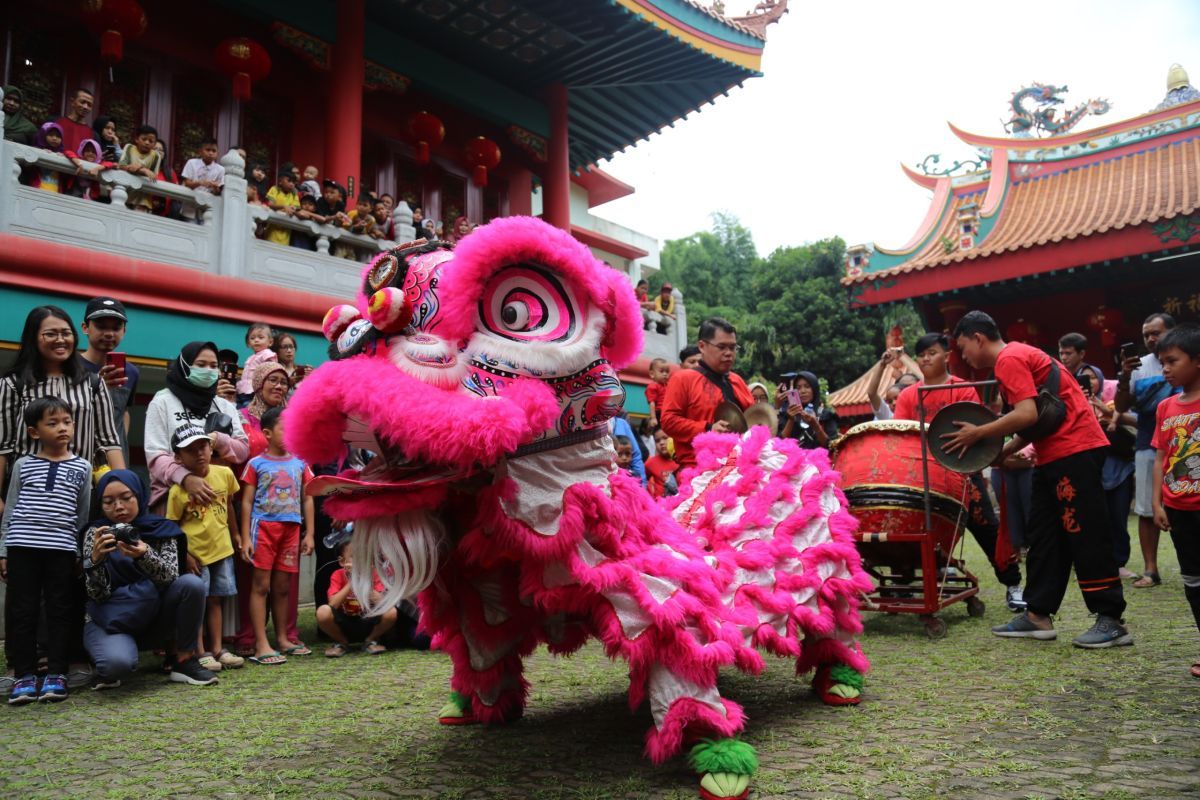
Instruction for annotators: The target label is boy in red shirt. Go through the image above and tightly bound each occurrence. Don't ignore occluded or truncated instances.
[943,311,1131,648]
[645,428,679,499]
[895,332,1024,610]
[1150,324,1200,677]
[317,541,397,656]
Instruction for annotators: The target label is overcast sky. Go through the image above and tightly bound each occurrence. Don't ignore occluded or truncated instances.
[596,0,1200,257]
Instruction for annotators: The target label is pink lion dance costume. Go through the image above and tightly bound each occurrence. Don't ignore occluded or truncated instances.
[286,217,872,800]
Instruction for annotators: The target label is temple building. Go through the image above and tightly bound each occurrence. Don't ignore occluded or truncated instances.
[843,65,1200,375]
[0,0,787,436]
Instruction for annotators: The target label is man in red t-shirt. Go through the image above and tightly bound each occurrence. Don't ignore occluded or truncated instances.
[894,332,1024,608]
[943,311,1130,649]
[55,88,95,155]
[661,317,753,470]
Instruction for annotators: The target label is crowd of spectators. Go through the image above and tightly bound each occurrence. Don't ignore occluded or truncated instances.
[2,86,481,262]
[0,298,428,704]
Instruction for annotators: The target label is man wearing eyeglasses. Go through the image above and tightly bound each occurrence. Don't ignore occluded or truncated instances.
[660,317,754,469]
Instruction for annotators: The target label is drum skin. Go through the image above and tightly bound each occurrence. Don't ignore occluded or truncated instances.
[831,420,966,542]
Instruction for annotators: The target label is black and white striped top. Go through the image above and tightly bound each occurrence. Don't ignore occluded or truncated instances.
[0,374,121,465]
[0,455,92,554]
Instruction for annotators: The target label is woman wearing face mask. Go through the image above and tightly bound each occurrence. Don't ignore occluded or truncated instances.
[144,341,248,512]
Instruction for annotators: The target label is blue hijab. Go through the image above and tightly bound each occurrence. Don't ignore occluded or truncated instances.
[93,470,181,541]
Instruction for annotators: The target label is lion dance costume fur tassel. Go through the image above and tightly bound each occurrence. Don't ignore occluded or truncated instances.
[285,216,873,799]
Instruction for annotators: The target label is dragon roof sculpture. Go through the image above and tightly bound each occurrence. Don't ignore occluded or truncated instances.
[1005,82,1111,138]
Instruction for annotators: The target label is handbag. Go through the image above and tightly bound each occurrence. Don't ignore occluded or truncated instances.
[204,410,234,436]
[87,578,160,635]
[1017,360,1068,441]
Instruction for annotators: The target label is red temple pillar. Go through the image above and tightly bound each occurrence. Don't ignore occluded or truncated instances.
[326,0,365,200]
[543,83,570,231]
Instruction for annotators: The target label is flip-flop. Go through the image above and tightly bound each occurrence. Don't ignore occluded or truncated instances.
[363,640,387,655]
[1132,571,1161,588]
[1190,662,1200,679]
[248,652,287,666]
[282,644,313,656]
[325,643,348,658]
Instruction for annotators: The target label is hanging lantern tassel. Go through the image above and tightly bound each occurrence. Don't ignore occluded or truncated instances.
[214,38,272,102]
[464,136,501,187]
[81,0,148,65]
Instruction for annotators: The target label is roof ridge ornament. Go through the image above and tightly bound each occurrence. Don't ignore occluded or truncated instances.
[728,0,789,39]
[1004,82,1111,138]
[1155,63,1200,111]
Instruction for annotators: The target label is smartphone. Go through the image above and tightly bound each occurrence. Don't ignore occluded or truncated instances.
[785,389,802,407]
[220,362,239,383]
[105,351,126,373]
[1075,372,1093,398]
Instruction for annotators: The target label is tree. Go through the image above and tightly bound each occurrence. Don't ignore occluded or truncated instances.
[658,216,894,391]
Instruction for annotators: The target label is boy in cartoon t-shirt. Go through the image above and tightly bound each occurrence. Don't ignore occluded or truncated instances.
[239,407,314,665]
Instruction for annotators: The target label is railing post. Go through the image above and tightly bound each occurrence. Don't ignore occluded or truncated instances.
[218,149,248,279]
[672,288,688,356]
[392,200,416,242]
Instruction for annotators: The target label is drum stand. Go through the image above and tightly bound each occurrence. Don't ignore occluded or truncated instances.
[859,381,997,639]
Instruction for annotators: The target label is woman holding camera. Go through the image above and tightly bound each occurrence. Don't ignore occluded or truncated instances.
[82,470,217,687]
[144,341,248,513]
[779,370,839,449]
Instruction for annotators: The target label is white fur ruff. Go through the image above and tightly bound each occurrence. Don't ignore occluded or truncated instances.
[465,305,607,376]
[351,510,444,616]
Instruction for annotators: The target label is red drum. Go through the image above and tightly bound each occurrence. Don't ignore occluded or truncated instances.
[831,420,966,544]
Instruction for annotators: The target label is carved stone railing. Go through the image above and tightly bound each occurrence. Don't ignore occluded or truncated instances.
[0,95,416,300]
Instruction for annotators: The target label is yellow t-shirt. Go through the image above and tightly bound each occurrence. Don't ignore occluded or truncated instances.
[265,186,299,245]
[166,466,239,566]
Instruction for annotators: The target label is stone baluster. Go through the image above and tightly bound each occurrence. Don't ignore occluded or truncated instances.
[218,149,248,279]
[0,93,15,236]
[316,232,331,255]
[392,200,416,242]
[672,287,687,355]
[107,172,134,208]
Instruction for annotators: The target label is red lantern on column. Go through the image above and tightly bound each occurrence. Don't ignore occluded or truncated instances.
[214,38,272,102]
[408,112,445,166]
[464,136,501,187]
[81,0,147,64]
[1006,318,1039,344]
[1100,328,1118,347]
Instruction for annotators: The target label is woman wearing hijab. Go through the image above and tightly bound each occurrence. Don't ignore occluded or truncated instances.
[229,360,306,655]
[144,342,248,511]
[82,471,217,687]
[2,86,39,145]
[91,115,122,163]
[780,370,839,449]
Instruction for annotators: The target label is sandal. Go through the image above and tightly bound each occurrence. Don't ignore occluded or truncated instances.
[248,652,287,666]
[325,643,348,658]
[1132,571,1161,588]
[282,644,313,656]
[198,653,223,672]
[217,650,244,669]
[363,640,387,655]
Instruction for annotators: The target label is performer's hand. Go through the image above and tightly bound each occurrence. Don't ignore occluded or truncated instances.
[940,421,982,458]
[710,420,732,434]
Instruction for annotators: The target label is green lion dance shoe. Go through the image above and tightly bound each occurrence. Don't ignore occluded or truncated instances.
[689,738,758,800]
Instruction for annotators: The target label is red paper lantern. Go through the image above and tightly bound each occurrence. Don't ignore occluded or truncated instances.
[81,0,147,64]
[408,112,445,166]
[1100,328,1118,347]
[214,38,272,102]
[464,136,501,187]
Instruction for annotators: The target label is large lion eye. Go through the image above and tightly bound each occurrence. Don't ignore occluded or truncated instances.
[479,264,580,343]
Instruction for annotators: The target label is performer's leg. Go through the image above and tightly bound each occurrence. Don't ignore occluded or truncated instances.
[966,473,1021,587]
[1056,450,1125,620]
[1020,465,1074,619]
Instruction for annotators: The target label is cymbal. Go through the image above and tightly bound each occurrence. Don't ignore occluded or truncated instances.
[927,401,1002,474]
[713,401,748,434]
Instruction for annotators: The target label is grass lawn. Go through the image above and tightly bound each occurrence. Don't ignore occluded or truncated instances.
[2,531,1198,799]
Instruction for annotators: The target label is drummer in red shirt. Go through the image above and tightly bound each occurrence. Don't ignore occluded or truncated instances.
[660,317,754,470]
[943,311,1131,649]
[893,332,1025,610]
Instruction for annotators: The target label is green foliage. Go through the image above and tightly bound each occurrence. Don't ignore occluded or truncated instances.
[659,214,902,390]
[688,738,759,777]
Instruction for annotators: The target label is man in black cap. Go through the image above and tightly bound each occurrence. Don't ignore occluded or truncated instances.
[81,297,139,465]
[2,86,38,146]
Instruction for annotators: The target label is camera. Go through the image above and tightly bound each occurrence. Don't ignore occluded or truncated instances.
[110,523,141,546]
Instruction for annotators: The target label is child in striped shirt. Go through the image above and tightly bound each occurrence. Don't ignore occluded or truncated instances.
[0,397,92,704]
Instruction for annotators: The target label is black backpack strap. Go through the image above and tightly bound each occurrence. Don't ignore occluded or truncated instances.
[1044,360,1060,394]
